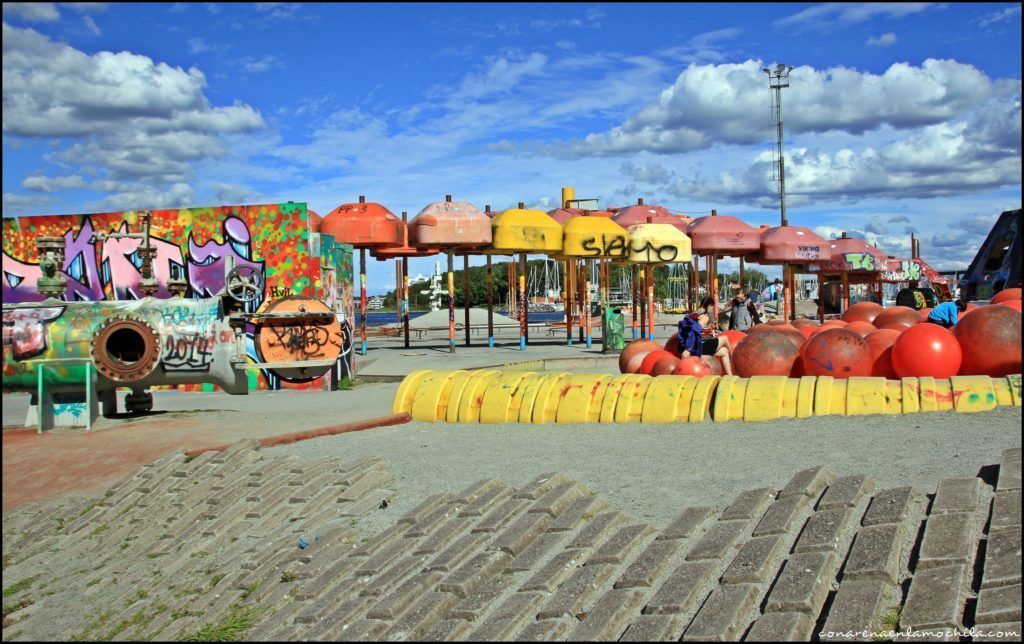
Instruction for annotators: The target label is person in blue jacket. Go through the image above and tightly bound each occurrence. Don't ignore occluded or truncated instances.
[677,297,735,375]
[926,298,968,328]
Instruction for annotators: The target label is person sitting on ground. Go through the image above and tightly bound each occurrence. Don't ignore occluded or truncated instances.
[728,286,762,331]
[926,298,969,328]
[677,296,734,375]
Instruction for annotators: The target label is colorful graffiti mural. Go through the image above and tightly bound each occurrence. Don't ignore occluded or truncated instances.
[2,203,354,390]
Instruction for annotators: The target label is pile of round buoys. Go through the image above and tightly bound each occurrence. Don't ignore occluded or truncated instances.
[619,292,1022,381]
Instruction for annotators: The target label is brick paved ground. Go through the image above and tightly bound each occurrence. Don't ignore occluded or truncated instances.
[3,443,1020,641]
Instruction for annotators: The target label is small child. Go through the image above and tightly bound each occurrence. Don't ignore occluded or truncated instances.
[926,298,968,328]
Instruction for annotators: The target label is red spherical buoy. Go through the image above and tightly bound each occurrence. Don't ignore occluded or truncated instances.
[799,328,874,378]
[619,339,661,373]
[651,355,680,377]
[891,324,962,379]
[918,307,933,320]
[998,300,1022,314]
[702,355,725,376]
[672,356,712,378]
[844,321,879,338]
[748,324,805,349]
[842,301,885,324]
[732,330,801,377]
[879,323,911,333]
[790,318,819,329]
[866,329,901,379]
[625,352,649,374]
[873,306,922,329]
[952,305,1022,377]
[822,319,849,328]
[663,334,682,357]
[639,350,674,376]
[799,326,818,339]
[990,287,1022,304]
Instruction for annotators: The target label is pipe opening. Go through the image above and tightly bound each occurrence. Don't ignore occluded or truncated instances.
[106,328,146,367]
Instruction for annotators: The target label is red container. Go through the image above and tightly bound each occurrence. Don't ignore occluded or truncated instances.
[408,200,492,249]
[686,213,760,254]
[321,200,404,248]
[612,201,691,232]
[758,225,831,263]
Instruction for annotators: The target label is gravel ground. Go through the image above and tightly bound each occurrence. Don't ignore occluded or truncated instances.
[269,406,1022,537]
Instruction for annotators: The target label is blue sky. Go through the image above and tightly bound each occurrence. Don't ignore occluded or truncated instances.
[3,2,1021,292]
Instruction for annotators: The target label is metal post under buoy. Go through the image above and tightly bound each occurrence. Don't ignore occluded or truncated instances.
[519,252,528,350]
[360,247,367,356]
[565,258,573,346]
[464,254,471,347]
[447,250,455,353]
[631,264,639,340]
[402,256,410,348]
[486,255,494,348]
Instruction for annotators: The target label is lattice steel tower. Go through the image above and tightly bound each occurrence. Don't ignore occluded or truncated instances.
[764,64,794,226]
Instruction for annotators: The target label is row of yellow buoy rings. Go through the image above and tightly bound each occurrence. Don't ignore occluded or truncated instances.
[393,370,1022,424]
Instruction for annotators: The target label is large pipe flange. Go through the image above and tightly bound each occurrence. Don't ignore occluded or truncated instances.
[91,316,161,382]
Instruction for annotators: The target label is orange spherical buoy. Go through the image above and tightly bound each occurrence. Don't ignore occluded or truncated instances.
[891,324,962,379]
[651,354,680,377]
[866,329,901,379]
[879,323,911,333]
[718,330,747,350]
[673,356,712,378]
[844,321,879,338]
[842,301,884,324]
[702,355,725,376]
[918,307,933,320]
[952,305,1022,377]
[749,324,805,349]
[799,328,873,378]
[733,330,801,377]
[625,352,649,374]
[990,287,1022,304]
[873,306,922,329]
[619,339,661,373]
[998,299,1022,314]
[822,319,849,328]
[663,334,682,357]
[799,326,818,339]
[790,318,819,329]
[639,350,674,376]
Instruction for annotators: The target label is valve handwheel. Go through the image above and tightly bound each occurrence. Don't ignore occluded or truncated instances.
[226,265,264,303]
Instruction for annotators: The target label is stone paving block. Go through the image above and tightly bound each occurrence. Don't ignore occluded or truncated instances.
[765,552,838,616]
[997,458,1022,492]
[420,618,473,642]
[819,579,893,641]
[536,563,615,620]
[337,470,394,503]
[794,508,853,554]
[720,488,775,521]
[449,576,514,621]
[403,503,459,538]
[932,478,984,514]
[615,539,682,588]
[779,466,836,500]
[720,535,786,584]
[348,523,406,558]
[399,493,452,524]
[529,482,587,518]
[514,619,568,641]
[360,554,429,597]
[844,523,904,585]
[426,532,490,573]
[982,526,1022,588]
[975,584,1023,625]
[355,538,408,577]
[973,622,1024,642]
[439,551,511,599]
[568,588,646,641]
[657,506,716,540]
[493,511,553,557]
[644,560,716,615]
[752,495,808,537]
[619,614,681,641]
[469,592,546,641]
[900,564,966,631]
[304,598,374,638]
[819,475,876,511]
[991,489,1022,532]
[413,516,472,556]
[335,459,387,487]
[370,569,446,618]
[459,483,512,518]
[548,496,613,533]
[520,550,586,593]
[567,511,629,549]
[504,532,566,574]
[917,512,977,569]
[745,611,816,641]
[586,524,655,565]
[685,520,747,561]
[514,472,572,500]
[473,498,531,534]
[862,487,916,526]
[452,478,505,505]
[336,618,387,641]
[382,591,458,641]
[682,583,759,641]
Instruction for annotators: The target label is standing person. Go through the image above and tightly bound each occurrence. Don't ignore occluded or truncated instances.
[926,298,968,328]
[728,286,761,331]
[677,296,734,375]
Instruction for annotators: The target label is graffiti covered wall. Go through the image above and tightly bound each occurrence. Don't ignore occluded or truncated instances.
[2,203,354,390]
